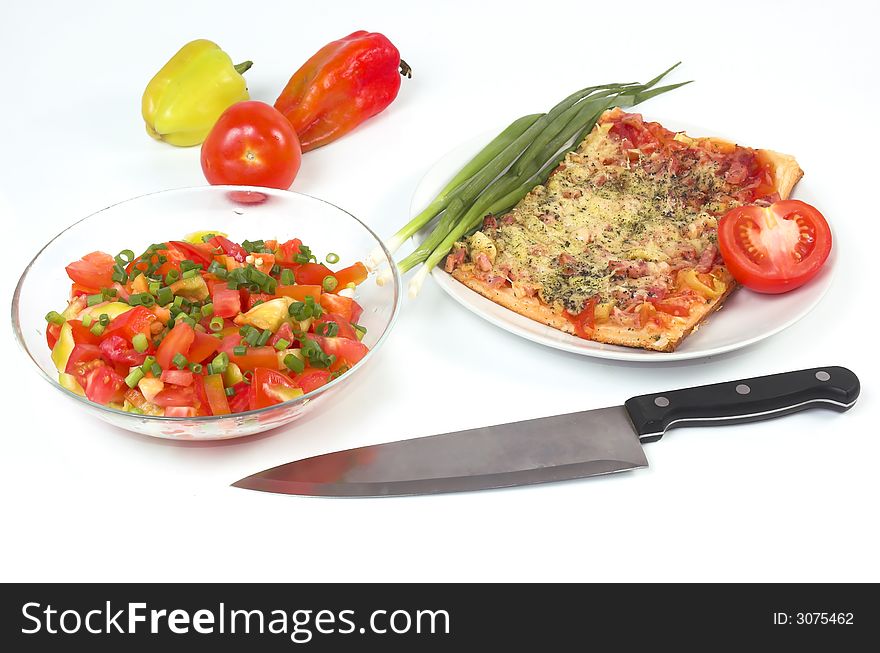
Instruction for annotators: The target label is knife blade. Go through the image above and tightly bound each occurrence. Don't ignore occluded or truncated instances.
[233,366,859,497]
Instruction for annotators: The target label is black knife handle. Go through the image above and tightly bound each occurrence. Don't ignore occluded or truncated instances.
[624,366,860,443]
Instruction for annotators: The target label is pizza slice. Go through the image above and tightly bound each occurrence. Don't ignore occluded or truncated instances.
[445,108,803,352]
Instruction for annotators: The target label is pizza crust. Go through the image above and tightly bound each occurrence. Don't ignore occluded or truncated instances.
[452,265,737,352]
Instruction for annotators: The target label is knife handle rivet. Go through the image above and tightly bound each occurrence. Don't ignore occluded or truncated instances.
[654,396,670,407]
[735,384,751,395]
[815,371,831,381]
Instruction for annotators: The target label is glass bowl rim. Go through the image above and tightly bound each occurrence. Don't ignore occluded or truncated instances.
[11,184,402,423]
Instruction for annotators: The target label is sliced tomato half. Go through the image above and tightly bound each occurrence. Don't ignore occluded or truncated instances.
[718,200,832,294]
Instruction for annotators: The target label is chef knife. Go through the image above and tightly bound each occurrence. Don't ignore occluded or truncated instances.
[233,366,860,497]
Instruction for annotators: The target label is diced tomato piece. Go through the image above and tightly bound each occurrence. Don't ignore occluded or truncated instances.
[275,238,303,266]
[202,373,231,415]
[99,335,147,366]
[294,369,332,394]
[160,369,194,386]
[350,299,363,324]
[46,323,61,349]
[268,322,295,348]
[227,382,252,413]
[187,329,221,363]
[229,346,278,371]
[156,321,195,370]
[168,241,214,269]
[245,292,273,310]
[65,344,104,375]
[319,293,356,322]
[212,283,241,318]
[83,364,126,404]
[208,235,247,263]
[65,251,115,289]
[275,285,322,302]
[314,336,368,368]
[333,262,368,288]
[70,282,101,297]
[313,313,357,340]
[153,385,196,407]
[295,262,334,285]
[164,406,198,417]
[191,374,211,416]
[251,368,299,409]
[103,306,155,342]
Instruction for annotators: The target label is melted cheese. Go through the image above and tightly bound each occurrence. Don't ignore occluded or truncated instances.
[471,118,739,314]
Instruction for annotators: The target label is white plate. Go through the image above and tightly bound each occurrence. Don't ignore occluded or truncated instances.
[411,122,836,362]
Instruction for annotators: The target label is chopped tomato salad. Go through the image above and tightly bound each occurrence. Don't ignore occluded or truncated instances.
[45,234,370,416]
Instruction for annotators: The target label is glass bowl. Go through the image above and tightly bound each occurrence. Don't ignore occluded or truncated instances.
[12,186,401,440]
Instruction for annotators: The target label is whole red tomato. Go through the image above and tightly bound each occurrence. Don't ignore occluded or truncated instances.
[201,101,302,189]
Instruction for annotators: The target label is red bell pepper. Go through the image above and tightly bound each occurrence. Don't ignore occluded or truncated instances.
[273,31,410,152]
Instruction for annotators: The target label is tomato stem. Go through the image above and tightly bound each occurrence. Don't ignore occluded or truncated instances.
[399,59,412,78]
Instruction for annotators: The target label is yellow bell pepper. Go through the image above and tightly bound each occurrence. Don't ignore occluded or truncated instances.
[142,39,252,147]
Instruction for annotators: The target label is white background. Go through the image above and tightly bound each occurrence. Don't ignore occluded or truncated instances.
[1,0,878,582]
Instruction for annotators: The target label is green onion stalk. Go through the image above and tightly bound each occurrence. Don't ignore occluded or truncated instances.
[379,64,689,296]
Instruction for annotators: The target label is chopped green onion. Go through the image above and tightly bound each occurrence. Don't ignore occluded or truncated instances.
[353,324,367,341]
[172,353,188,370]
[128,293,156,307]
[81,313,93,327]
[156,287,173,306]
[224,386,235,397]
[182,268,199,280]
[242,239,265,253]
[322,275,338,292]
[117,249,135,264]
[206,260,225,276]
[274,338,291,350]
[86,293,103,307]
[125,368,145,388]
[294,244,316,264]
[283,354,305,373]
[180,316,196,328]
[98,313,111,326]
[242,370,254,384]
[132,333,149,353]
[165,269,180,284]
[209,316,224,332]
[45,311,65,326]
[233,345,247,356]
[112,264,128,283]
[257,329,272,346]
[189,363,203,374]
[141,355,156,372]
[316,322,338,337]
[270,264,281,276]
[180,260,201,272]
[173,296,186,309]
[201,302,214,317]
[201,233,217,243]
[263,277,277,294]
[147,281,160,295]
[325,252,340,264]
[280,268,295,285]
[90,323,105,336]
[244,329,260,346]
[150,362,162,377]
